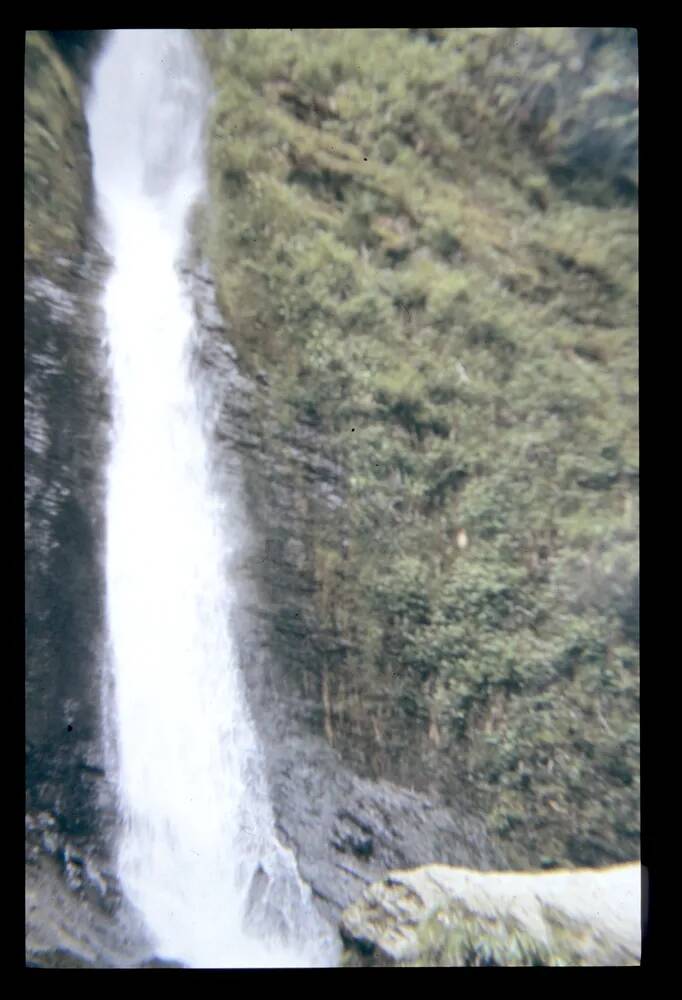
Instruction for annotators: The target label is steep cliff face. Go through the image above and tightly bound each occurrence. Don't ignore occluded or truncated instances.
[197,27,639,872]
[26,262,109,835]
[25,28,110,849]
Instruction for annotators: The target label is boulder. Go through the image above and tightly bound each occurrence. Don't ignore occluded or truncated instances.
[340,862,642,966]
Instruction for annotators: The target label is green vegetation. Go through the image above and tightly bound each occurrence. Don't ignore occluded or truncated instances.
[407,907,561,967]
[24,32,93,277]
[197,28,638,869]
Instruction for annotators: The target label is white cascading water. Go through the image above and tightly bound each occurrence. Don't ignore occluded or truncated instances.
[86,29,337,968]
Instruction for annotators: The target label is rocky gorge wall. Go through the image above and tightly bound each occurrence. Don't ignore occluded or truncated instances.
[25,25,109,885]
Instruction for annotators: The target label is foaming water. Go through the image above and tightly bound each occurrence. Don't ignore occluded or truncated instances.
[86,29,337,968]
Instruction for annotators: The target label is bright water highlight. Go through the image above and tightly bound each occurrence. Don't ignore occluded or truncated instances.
[86,28,336,968]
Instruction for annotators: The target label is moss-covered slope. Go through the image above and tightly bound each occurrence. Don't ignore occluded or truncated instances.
[197,28,638,870]
[24,31,97,277]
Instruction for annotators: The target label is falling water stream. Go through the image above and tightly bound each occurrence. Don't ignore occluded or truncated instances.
[86,29,336,968]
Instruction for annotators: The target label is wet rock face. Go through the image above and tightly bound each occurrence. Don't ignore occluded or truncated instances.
[24,258,135,967]
[264,727,506,930]
[25,35,111,830]
[26,844,163,969]
[25,258,112,846]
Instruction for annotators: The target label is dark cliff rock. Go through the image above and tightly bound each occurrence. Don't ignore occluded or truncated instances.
[25,30,111,847]
[266,730,505,929]
[48,31,108,85]
[25,260,110,837]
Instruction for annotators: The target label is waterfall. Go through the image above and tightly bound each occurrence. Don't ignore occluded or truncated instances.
[86,29,337,968]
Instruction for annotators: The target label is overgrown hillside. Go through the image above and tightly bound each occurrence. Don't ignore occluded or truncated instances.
[196,28,638,871]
